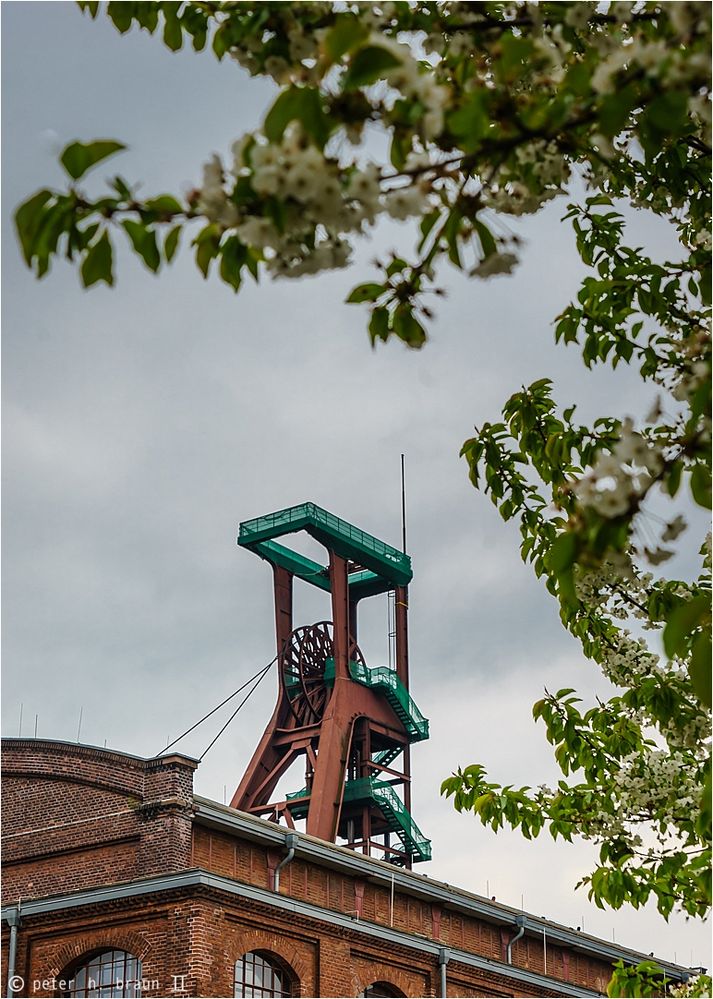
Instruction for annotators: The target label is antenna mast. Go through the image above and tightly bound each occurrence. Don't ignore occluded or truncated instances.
[400,453,407,553]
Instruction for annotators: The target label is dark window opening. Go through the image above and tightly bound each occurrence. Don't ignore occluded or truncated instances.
[234,951,296,998]
[358,983,406,998]
[60,949,142,998]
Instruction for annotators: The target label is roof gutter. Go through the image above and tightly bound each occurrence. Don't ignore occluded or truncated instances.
[274,832,297,893]
[507,915,526,965]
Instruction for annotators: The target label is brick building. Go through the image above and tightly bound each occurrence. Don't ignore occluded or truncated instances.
[1,738,694,998]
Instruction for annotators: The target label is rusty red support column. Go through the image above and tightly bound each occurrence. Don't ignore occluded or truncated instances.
[274,565,293,656]
[230,567,294,810]
[395,583,413,868]
[305,554,353,843]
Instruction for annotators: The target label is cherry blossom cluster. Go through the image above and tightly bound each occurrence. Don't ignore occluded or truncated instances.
[196,124,436,279]
[670,974,713,998]
[610,749,701,839]
[571,419,665,519]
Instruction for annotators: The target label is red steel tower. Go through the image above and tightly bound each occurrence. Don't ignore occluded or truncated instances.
[231,503,430,868]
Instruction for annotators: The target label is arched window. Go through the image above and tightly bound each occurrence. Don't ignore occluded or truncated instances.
[234,951,296,998]
[60,949,142,997]
[358,984,405,998]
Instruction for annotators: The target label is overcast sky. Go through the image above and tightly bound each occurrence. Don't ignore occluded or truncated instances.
[2,1,710,971]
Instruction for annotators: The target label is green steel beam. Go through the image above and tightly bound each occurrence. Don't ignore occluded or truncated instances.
[250,542,394,598]
[239,503,412,589]
[252,540,332,591]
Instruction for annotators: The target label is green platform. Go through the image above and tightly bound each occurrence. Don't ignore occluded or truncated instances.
[239,503,412,597]
[323,659,429,743]
[285,660,430,865]
[286,778,432,864]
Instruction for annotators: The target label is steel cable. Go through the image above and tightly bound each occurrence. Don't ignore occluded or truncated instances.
[158,655,277,757]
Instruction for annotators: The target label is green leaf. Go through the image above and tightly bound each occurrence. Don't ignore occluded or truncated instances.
[164,225,182,263]
[665,459,683,498]
[646,91,688,135]
[81,230,113,287]
[193,224,221,278]
[107,1,133,32]
[598,85,638,138]
[110,175,132,199]
[325,16,369,62]
[134,2,159,32]
[389,130,410,170]
[448,93,489,151]
[385,258,407,277]
[219,235,247,292]
[663,596,710,658]
[368,306,390,345]
[264,86,330,148]
[212,24,229,59]
[121,219,160,272]
[14,189,53,265]
[343,45,402,90]
[691,464,712,509]
[346,282,384,304]
[418,211,440,252]
[392,305,426,348]
[145,195,183,215]
[690,632,712,707]
[60,140,126,181]
[474,219,497,258]
[30,202,73,277]
[245,247,261,281]
[163,6,183,50]
[264,87,304,143]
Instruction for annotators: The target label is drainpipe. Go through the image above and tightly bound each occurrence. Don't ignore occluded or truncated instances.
[506,915,526,965]
[5,906,21,995]
[273,833,297,893]
[438,948,450,998]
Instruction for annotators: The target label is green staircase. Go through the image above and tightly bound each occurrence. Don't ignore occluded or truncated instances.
[286,778,431,864]
[373,746,401,768]
[285,661,430,865]
[324,658,429,743]
[347,778,432,862]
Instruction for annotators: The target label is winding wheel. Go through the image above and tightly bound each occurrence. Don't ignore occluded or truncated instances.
[281,621,364,725]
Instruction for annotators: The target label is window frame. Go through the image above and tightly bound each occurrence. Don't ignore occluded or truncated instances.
[59,948,142,998]
[233,949,297,999]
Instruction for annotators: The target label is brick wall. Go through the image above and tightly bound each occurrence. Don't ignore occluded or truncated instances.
[3,887,567,999]
[191,823,612,994]
[1,740,618,997]
[2,740,196,904]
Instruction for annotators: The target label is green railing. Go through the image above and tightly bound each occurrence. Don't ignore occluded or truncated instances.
[240,503,403,565]
[351,661,428,742]
[345,777,432,862]
[324,659,429,743]
[285,778,431,863]
[239,503,412,586]
[373,746,401,768]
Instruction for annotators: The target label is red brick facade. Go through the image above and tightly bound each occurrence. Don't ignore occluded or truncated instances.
[0,740,689,998]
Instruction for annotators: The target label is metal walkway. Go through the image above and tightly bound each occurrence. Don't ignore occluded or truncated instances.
[324,658,429,743]
[239,502,413,594]
[286,778,432,864]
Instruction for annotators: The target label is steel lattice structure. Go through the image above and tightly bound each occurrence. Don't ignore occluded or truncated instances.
[231,503,431,867]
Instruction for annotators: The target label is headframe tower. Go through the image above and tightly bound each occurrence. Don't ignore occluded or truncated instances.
[232,503,430,867]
